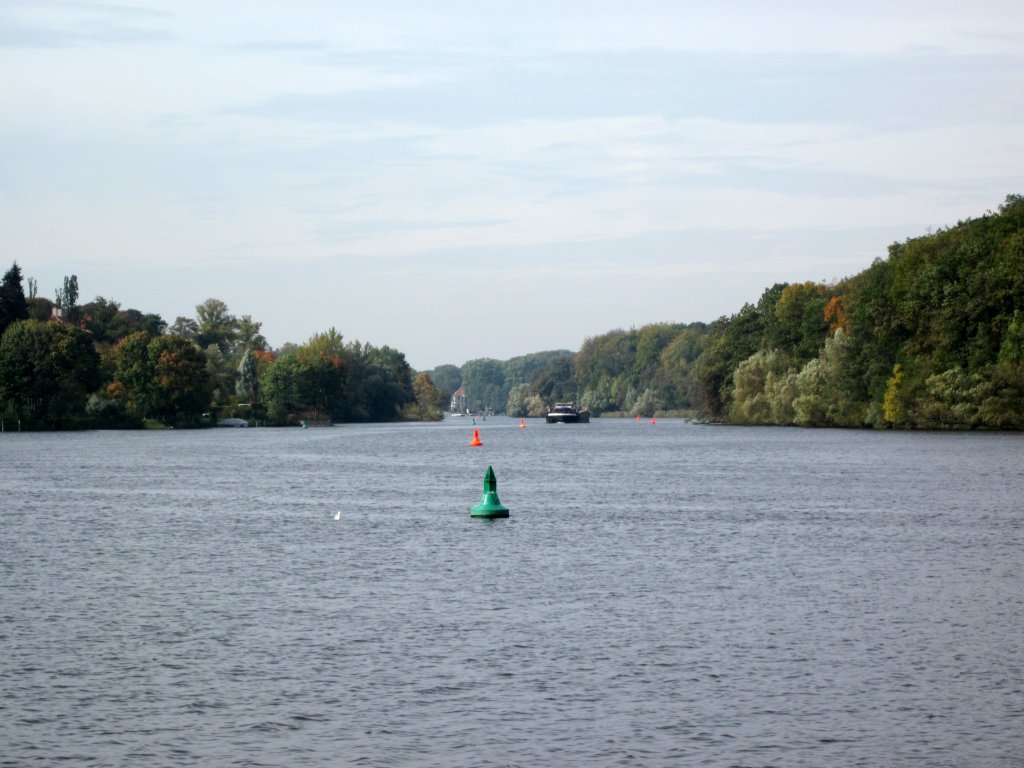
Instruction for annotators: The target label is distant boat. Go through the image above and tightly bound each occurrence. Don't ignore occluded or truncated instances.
[545,403,590,424]
[217,418,249,427]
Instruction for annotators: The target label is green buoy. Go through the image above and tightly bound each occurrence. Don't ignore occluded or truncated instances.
[471,465,509,518]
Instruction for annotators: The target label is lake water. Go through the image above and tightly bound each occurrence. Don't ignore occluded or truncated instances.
[2,419,1022,767]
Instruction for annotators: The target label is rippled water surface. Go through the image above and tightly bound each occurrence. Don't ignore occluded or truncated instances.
[2,419,1023,767]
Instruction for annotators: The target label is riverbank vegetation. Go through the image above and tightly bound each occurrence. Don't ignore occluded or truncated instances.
[0,282,436,428]
[2,195,1022,429]
[429,194,1024,429]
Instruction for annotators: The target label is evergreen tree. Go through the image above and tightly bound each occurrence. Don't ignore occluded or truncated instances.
[237,348,260,402]
[0,261,29,336]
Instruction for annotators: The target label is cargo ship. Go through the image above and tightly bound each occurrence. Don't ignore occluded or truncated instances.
[545,403,591,423]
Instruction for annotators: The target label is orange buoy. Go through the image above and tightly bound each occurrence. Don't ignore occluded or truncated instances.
[469,428,483,446]
[519,419,526,429]
[650,417,656,424]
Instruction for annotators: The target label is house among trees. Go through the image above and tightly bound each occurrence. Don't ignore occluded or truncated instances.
[449,386,466,414]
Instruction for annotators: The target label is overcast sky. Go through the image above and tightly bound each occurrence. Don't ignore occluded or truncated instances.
[2,1,1022,369]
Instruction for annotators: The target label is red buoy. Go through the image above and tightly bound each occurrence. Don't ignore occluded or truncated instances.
[469,428,483,446]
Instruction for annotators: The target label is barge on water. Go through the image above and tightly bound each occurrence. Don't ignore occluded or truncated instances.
[545,403,591,424]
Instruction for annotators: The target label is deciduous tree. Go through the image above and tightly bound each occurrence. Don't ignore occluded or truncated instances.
[195,298,237,353]
[54,274,79,323]
[0,319,99,426]
[412,371,444,419]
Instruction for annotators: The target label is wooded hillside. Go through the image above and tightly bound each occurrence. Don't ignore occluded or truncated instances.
[439,195,1024,428]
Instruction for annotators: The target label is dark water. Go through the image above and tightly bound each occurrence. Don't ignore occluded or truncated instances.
[2,419,1022,767]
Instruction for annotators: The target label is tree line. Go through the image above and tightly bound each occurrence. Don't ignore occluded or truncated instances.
[0,280,443,428]
[3,195,1022,429]
[426,195,1024,429]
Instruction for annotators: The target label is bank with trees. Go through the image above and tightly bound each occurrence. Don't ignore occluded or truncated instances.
[3,195,1022,430]
[0,274,440,428]
[427,195,1024,429]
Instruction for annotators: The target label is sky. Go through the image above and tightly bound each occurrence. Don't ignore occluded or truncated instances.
[2,1,1023,370]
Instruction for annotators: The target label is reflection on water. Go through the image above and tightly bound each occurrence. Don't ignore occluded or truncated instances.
[2,420,1022,766]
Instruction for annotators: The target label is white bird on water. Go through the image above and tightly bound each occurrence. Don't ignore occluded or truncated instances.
[333,511,341,521]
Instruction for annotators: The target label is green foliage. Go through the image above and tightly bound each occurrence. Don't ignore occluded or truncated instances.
[570,324,706,415]
[148,336,212,426]
[78,298,164,343]
[349,342,415,421]
[110,332,212,427]
[998,310,1024,365]
[111,332,157,418]
[204,345,237,405]
[237,314,268,352]
[84,391,133,428]
[503,374,560,417]
[694,301,772,418]
[580,376,615,415]
[524,394,547,417]
[630,388,662,418]
[730,349,798,425]
[882,363,907,426]
[261,354,302,424]
[4,195,1022,431]
[693,194,1024,429]
[503,351,569,387]
[0,319,99,427]
[424,364,461,404]
[531,355,576,406]
[427,350,574,415]
[793,329,863,427]
[504,383,531,418]
[26,296,53,322]
[771,281,830,362]
[54,275,79,324]
[575,329,635,386]
[168,316,199,339]
[911,363,1024,429]
[237,349,260,402]
[460,358,505,412]
[0,262,30,337]
[195,298,238,353]
[0,275,414,428]
[255,333,414,425]
[654,325,705,409]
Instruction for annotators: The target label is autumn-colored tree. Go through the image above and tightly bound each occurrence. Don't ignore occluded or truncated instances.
[148,336,212,426]
[111,332,211,426]
[411,371,444,420]
[823,295,848,334]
